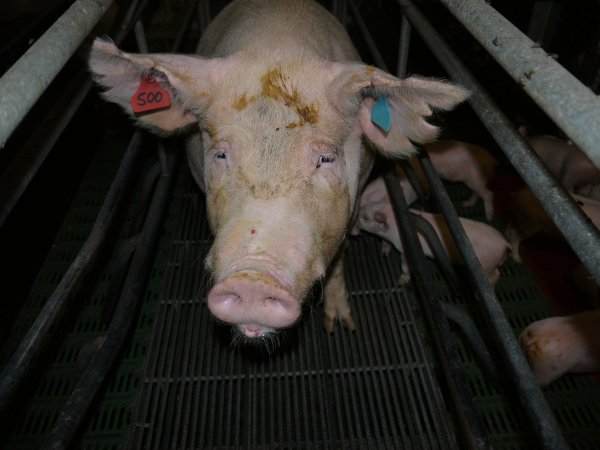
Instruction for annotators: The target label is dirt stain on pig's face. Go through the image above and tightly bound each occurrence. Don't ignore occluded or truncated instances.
[260,67,319,126]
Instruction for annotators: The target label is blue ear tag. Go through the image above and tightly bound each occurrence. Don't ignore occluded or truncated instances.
[371,96,392,132]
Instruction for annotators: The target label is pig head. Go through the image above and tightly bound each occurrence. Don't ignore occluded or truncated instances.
[88,0,467,339]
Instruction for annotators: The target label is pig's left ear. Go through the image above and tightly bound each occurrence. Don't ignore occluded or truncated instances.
[328,64,469,157]
[88,38,227,134]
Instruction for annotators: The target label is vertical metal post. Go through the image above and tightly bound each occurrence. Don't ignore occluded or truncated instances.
[134,20,149,53]
[397,15,411,78]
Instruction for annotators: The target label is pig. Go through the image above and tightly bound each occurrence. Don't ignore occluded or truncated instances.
[360,141,497,220]
[360,139,497,212]
[88,0,467,339]
[421,141,498,221]
[357,202,511,285]
[520,309,600,386]
[506,187,600,263]
[520,129,600,195]
[359,172,418,208]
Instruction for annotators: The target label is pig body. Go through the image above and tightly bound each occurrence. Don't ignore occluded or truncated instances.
[359,173,417,208]
[525,134,600,195]
[422,141,497,220]
[506,188,600,263]
[357,202,510,285]
[89,0,467,339]
[520,309,600,385]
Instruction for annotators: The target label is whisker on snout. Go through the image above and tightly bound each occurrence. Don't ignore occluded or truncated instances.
[229,326,283,354]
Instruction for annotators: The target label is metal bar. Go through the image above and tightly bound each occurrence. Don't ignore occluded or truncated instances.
[383,171,489,450]
[0,73,92,228]
[134,20,149,53]
[397,159,430,206]
[443,303,500,388]
[0,0,149,229]
[397,15,411,78]
[0,0,115,149]
[417,150,569,450]
[0,132,144,412]
[397,0,600,288]
[351,0,570,446]
[39,5,198,442]
[410,213,461,295]
[347,0,387,69]
[44,150,180,450]
[437,0,600,168]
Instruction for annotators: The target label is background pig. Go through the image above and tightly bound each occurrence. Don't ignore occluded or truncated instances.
[420,141,498,220]
[88,0,467,339]
[520,309,600,386]
[520,129,600,195]
[506,187,600,263]
[357,202,510,285]
[359,173,417,208]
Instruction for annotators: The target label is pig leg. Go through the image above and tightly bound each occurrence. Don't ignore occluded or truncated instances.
[323,257,356,332]
[462,180,494,221]
[462,192,479,208]
[398,254,412,285]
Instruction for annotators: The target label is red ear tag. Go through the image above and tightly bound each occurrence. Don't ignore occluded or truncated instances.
[131,75,171,113]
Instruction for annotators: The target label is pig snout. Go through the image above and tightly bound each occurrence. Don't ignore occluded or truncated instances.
[208,270,301,338]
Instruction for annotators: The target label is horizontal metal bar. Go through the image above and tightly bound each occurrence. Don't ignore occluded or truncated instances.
[438,0,600,168]
[397,0,600,288]
[0,0,115,149]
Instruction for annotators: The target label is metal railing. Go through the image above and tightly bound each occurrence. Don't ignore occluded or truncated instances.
[347,0,600,447]
[0,0,115,149]
[0,3,202,445]
[439,0,600,168]
[0,0,153,228]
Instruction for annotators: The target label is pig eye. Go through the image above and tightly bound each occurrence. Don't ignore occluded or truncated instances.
[316,154,336,168]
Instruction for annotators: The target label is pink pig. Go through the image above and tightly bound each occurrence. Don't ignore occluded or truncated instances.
[421,141,498,221]
[357,202,511,285]
[506,187,600,263]
[520,309,600,385]
[521,130,600,195]
[359,172,418,208]
[88,0,467,339]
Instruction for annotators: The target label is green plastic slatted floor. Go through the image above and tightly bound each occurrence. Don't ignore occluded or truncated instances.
[1,140,600,448]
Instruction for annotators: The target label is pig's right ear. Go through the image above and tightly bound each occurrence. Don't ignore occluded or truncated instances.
[88,38,224,134]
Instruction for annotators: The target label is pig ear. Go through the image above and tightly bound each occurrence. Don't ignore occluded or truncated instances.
[329,64,469,157]
[88,38,223,133]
